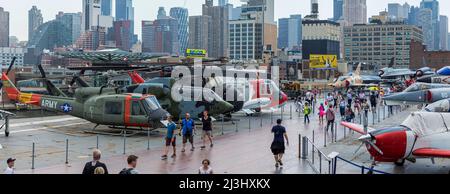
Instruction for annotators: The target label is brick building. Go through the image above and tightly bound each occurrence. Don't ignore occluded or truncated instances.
[410,40,450,70]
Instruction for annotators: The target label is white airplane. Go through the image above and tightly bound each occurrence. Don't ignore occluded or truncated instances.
[342,112,450,167]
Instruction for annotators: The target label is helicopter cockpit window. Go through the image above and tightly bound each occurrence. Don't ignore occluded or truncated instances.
[144,96,162,111]
[131,101,145,115]
[105,101,123,115]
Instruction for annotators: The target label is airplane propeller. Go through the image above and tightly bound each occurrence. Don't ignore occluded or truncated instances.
[354,134,384,156]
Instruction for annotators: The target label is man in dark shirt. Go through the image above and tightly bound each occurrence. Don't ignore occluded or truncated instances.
[201,111,213,149]
[82,149,108,174]
[271,119,289,168]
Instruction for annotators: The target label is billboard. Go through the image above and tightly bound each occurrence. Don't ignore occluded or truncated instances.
[309,54,338,69]
[186,49,207,58]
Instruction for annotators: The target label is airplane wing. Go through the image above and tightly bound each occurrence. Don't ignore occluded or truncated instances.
[382,71,416,78]
[412,148,450,158]
[340,122,375,135]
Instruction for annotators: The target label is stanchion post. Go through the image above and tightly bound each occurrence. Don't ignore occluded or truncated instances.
[248,117,251,132]
[324,126,327,147]
[65,139,69,164]
[372,111,375,125]
[123,131,126,155]
[147,128,150,150]
[271,110,274,124]
[377,106,380,123]
[96,135,99,149]
[235,119,238,132]
[301,135,308,159]
[312,130,315,144]
[260,113,263,127]
[221,116,225,135]
[290,105,293,120]
[31,142,35,170]
[335,122,338,142]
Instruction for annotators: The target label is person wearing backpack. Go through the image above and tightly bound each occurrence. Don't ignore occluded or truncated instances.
[304,102,311,124]
[326,105,335,132]
[119,155,139,174]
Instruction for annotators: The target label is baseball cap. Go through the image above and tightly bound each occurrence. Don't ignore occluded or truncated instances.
[7,158,16,164]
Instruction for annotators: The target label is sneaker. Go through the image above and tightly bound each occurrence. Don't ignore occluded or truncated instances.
[171,154,176,158]
[200,146,206,150]
[278,160,283,166]
[210,144,214,148]
[190,147,195,151]
[275,162,279,168]
[161,155,168,160]
[181,149,186,153]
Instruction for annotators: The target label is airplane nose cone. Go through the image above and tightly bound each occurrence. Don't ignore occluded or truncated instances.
[416,76,432,83]
[383,91,425,105]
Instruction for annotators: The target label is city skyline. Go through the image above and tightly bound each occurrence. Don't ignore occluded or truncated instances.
[2,0,450,41]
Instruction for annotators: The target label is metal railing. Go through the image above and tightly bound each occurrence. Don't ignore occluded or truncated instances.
[301,135,332,174]
[333,156,390,174]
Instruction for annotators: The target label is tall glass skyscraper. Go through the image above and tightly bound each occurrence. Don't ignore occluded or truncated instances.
[28,6,43,42]
[56,12,82,44]
[333,0,343,21]
[0,7,10,47]
[420,0,440,50]
[278,15,302,50]
[101,0,112,16]
[170,7,189,56]
[115,0,136,44]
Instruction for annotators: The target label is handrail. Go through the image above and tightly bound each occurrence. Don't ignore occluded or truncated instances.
[336,156,390,174]
[306,137,331,162]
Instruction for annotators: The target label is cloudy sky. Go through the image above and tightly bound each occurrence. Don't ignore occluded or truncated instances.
[1,0,449,41]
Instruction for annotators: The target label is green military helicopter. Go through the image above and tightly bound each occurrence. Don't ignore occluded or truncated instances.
[66,72,234,120]
[1,58,170,130]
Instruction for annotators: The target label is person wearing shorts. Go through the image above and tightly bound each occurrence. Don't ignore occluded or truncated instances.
[201,111,213,149]
[181,113,195,152]
[162,116,177,160]
[270,119,289,168]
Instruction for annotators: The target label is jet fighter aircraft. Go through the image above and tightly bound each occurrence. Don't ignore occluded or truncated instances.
[329,63,382,89]
[378,58,434,79]
[383,83,450,106]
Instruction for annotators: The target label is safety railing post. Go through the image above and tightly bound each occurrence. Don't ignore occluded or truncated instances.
[96,135,99,149]
[290,105,293,120]
[235,119,238,132]
[359,113,362,124]
[260,112,263,128]
[221,116,225,135]
[301,136,308,159]
[319,154,322,174]
[334,122,338,142]
[377,106,380,123]
[147,128,150,150]
[248,118,251,132]
[372,111,375,125]
[324,126,327,147]
[333,157,338,174]
[281,106,284,121]
[312,130,315,144]
[123,130,126,155]
[31,142,35,170]
[65,139,69,164]
[271,110,274,124]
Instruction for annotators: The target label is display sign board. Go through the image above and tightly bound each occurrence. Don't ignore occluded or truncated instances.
[309,54,338,69]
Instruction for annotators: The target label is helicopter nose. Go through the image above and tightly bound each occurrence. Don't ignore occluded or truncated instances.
[150,108,171,120]
[210,100,234,115]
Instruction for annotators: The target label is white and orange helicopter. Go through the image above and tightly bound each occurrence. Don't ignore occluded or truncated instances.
[341,111,450,167]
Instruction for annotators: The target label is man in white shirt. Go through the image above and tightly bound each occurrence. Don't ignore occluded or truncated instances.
[4,158,15,174]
